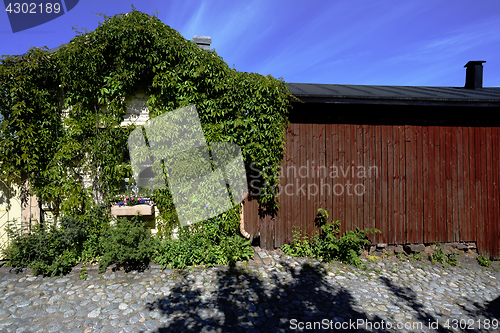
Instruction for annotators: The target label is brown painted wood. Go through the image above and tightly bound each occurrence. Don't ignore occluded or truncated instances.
[248,121,500,258]
[416,126,423,244]
[492,127,500,258]
[387,125,395,244]
[422,126,430,243]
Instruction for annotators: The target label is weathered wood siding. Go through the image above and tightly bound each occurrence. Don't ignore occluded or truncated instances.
[244,121,500,259]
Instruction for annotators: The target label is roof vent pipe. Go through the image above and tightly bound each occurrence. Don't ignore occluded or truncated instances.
[464,61,486,89]
[192,36,211,50]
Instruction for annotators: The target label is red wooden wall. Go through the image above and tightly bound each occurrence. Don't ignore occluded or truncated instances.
[243,123,500,259]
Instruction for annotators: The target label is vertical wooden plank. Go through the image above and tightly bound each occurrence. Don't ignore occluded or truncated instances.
[369,125,377,238]
[422,126,430,243]
[330,124,339,221]
[356,125,364,233]
[319,124,326,211]
[284,125,296,246]
[405,125,414,244]
[398,125,406,244]
[279,126,287,245]
[392,126,399,245]
[475,127,485,254]
[432,126,440,242]
[317,124,327,241]
[364,125,374,242]
[374,125,382,242]
[350,124,358,232]
[344,124,352,235]
[291,124,301,238]
[380,125,388,244]
[268,216,274,250]
[439,126,447,242]
[310,123,319,238]
[489,127,500,259]
[469,127,477,245]
[427,126,437,243]
[337,124,346,230]
[387,126,394,244]
[305,123,314,238]
[480,127,488,256]
[324,124,333,219]
[445,127,453,242]
[450,127,459,242]
[415,125,423,244]
[299,123,307,239]
[456,127,465,243]
[486,127,493,256]
[461,127,470,241]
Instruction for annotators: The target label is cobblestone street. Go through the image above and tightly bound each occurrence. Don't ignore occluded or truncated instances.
[1,248,499,332]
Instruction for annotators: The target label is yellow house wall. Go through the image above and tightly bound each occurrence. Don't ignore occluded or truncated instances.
[0,182,23,259]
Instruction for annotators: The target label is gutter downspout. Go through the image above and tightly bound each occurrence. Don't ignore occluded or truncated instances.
[239,200,260,241]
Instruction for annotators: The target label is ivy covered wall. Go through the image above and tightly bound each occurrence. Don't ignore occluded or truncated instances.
[0,9,292,230]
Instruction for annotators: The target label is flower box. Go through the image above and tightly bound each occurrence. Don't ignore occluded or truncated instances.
[111,204,153,216]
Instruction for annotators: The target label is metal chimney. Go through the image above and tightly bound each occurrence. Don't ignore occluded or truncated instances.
[192,36,211,50]
[464,61,486,89]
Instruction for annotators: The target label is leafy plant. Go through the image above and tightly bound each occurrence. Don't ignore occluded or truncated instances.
[153,214,253,270]
[432,246,447,265]
[0,8,292,219]
[408,252,424,262]
[281,208,380,267]
[280,227,321,259]
[447,252,458,267]
[79,266,88,280]
[477,255,492,267]
[431,244,458,267]
[98,215,157,273]
[80,204,111,262]
[366,254,380,263]
[2,220,80,276]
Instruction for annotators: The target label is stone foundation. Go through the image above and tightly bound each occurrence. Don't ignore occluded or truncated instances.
[367,242,477,255]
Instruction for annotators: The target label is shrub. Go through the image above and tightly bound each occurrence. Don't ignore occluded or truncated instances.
[281,208,380,267]
[431,244,459,267]
[98,215,157,273]
[2,220,80,276]
[477,255,492,267]
[153,215,253,269]
[80,204,111,262]
[431,246,447,265]
[3,203,113,276]
[280,228,321,259]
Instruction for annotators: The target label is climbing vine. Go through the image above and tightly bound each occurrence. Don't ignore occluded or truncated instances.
[0,8,291,225]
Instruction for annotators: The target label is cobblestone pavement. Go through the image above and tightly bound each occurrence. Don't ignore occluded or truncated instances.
[1,248,500,333]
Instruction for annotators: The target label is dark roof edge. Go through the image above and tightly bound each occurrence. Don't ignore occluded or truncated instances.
[286,82,500,107]
[293,96,500,107]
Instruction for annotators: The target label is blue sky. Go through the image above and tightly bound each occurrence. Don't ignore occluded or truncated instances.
[1,0,500,87]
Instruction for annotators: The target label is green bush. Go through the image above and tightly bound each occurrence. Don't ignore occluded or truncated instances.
[98,215,157,273]
[280,228,321,259]
[477,255,492,267]
[431,244,458,267]
[3,203,111,276]
[153,215,253,269]
[3,220,80,276]
[281,208,380,267]
[80,204,111,262]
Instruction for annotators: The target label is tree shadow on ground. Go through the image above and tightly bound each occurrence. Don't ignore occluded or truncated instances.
[379,276,450,332]
[457,293,500,327]
[145,261,387,333]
